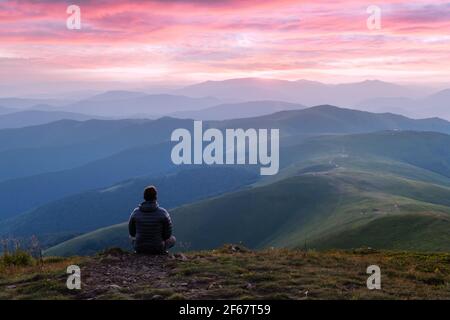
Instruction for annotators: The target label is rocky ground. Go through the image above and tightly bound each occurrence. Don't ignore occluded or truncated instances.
[1,245,450,299]
[78,248,187,299]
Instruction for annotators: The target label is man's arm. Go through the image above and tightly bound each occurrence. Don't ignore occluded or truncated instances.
[162,211,173,241]
[128,211,136,237]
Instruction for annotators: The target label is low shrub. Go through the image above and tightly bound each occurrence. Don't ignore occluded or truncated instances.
[1,250,35,267]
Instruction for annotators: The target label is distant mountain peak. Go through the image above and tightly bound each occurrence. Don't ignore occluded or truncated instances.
[87,90,147,101]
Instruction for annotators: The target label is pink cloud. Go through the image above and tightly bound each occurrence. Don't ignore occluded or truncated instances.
[1,0,449,88]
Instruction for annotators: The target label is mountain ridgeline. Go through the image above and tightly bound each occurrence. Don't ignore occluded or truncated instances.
[1,104,450,256]
[44,130,450,256]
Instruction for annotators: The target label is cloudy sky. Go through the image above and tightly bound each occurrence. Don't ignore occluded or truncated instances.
[1,0,449,95]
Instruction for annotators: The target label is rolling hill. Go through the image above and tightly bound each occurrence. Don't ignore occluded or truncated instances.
[170,100,307,120]
[0,117,192,181]
[1,105,449,154]
[0,142,177,219]
[3,106,450,217]
[61,92,221,117]
[2,106,450,256]
[42,130,450,256]
[0,116,191,152]
[3,116,450,220]
[45,161,450,256]
[3,128,450,244]
[356,88,450,120]
[0,110,104,129]
[0,167,258,247]
[0,97,71,109]
[281,131,450,178]
[215,105,450,135]
[0,106,16,115]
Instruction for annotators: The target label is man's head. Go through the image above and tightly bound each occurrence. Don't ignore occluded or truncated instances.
[144,185,158,201]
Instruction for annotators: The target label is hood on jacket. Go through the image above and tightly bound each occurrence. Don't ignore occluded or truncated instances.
[139,201,159,212]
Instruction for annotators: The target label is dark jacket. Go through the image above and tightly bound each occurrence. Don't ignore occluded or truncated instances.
[128,201,173,254]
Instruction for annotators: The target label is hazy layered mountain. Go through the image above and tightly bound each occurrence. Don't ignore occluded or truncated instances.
[0,117,191,152]
[0,106,17,115]
[9,130,450,255]
[171,100,307,120]
[0,110,105,129]
[0,97,71,109]
[2,106,450,256]
[0,167,258,247]
[4,105,448,153]
[215,105,450,135]
[0,119,143,152]
[4,79,446,120]
[421,89,450,119]
[61,91,221,117]
[2,105,448,182]
[353,97,416,115]
[84,90,148,101]
[176,78,423,107]
[0,117,192,182]
[356,88,450,120]
[0,142,176,219]
[2,106,450,217]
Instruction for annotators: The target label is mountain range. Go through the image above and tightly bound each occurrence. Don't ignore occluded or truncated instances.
[0,106,17,116]
[356,89,450,119]
[2,78,449,120]
[59,92,221,118]
[0,167,258,247]
[170,101,307,120]
[1,89,450,256]
[0,110,105,129]
[2,106,450,219]
[176,78,431,106]
[44,130,450,256]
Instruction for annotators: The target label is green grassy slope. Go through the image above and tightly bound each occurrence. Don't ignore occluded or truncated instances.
[45,162,450,256]
[16,129,450,246]
[43,130,450,256]
[281,131,450,179]
[311,214,450,251]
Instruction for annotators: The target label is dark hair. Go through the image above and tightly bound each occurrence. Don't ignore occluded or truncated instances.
[143,185,157,201]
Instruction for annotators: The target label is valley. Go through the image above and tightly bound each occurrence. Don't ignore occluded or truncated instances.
[1,102,450,260]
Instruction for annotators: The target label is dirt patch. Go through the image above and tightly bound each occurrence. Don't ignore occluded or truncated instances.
[77,249,188,299]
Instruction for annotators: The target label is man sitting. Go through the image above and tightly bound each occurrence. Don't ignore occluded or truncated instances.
[128,186,176,254]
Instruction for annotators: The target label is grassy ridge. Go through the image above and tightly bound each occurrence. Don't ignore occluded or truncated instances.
[45,161,450,256]
[2,247,450,300]
[312,214,450,251]
[7,130,450,255]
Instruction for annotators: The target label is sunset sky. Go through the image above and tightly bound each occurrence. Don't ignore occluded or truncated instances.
[1,0,450,95]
